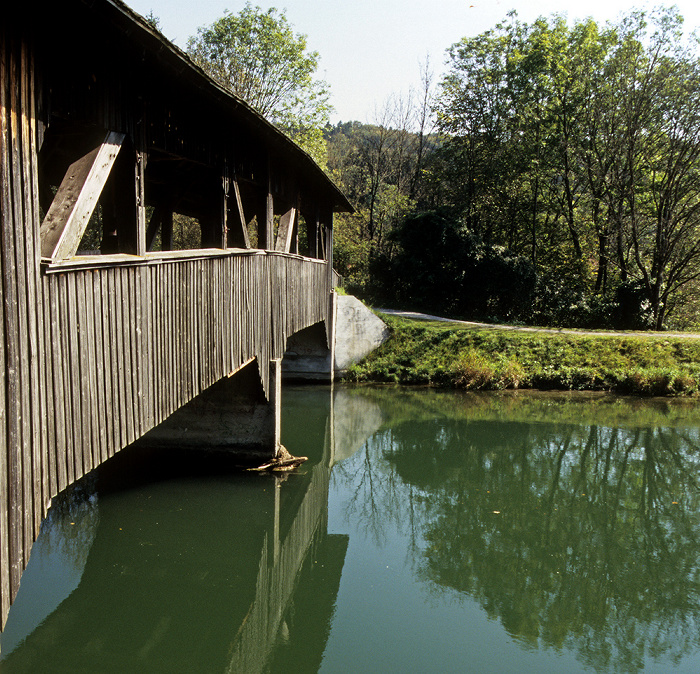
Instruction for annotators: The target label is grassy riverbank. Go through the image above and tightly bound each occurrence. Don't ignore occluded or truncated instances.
[345,314,700,396]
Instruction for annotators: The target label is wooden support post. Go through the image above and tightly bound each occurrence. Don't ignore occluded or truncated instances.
[326,209,334,267]
[40,131,125,259]
[257,158,274,250]
[291,209,299,254]
[319,218,326,261]
[221,163,230,249]
[255,188,274,250]
[264,188,274,250]
[134,150,147,256]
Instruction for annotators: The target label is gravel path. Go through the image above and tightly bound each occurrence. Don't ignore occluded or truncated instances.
[376,308,700,340]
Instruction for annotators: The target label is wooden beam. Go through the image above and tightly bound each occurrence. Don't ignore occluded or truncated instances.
[40,131,125,260]
[264,189,274,250]
[274,204,297,253]
[227,177,251,248]
[134,150,147,256]
[257,158,274,250]
[222,165,230,249]
[290,211,299,254]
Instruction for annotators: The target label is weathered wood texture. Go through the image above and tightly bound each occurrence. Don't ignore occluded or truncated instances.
[8,251,330,630]
[40,131,125,260]
[0,27,44,627]
[41,251,331,482]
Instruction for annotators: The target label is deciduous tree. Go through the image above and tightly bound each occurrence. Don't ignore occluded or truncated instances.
[187,3,332,165]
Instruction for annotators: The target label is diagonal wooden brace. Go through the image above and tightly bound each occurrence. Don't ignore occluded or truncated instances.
[40,131,125,260]
[274,205,297,253]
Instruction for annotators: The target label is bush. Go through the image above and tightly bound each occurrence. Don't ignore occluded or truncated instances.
[369,210,536,322]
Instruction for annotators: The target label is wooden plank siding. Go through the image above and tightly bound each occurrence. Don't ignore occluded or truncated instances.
[1,0,351,631]
[0,27,44,626]
[41,252,331,443]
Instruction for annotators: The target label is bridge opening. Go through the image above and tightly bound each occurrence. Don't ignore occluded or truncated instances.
[138,359,283,463]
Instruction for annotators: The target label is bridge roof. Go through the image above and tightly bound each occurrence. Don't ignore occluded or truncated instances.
[24,0,353,215]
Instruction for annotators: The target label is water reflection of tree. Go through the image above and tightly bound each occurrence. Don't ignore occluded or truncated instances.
[355,416,700,672]
[332,431,421,556]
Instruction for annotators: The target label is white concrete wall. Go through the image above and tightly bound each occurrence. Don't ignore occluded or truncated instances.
[333,295,389,376]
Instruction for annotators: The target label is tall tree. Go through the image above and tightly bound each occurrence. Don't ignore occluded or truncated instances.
[187,3,332,165]
[434,8,700,329]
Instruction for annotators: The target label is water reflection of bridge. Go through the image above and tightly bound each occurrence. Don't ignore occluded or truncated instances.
[0,387,383,671]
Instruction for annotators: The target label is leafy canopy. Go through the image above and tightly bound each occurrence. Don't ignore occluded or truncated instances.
[432,8,700,329]
[187,2,332,165]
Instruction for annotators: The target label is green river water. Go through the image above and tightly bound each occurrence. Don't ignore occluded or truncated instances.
[1,386,700,673]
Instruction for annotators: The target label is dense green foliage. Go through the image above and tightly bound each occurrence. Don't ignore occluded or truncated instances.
[433,8,700,330]
[347,314,700,395]
[370,210,536,321]
[328,8,700,330]
[326,112,440,291]
[187,3,331,165]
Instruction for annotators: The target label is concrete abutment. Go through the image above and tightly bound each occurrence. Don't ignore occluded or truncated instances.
[138,358,282,462]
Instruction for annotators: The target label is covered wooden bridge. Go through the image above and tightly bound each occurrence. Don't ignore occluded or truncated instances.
[0,0,351,627]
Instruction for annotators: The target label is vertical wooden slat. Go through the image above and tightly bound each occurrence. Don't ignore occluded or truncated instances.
[19,38,44,539]
[4,32,30,590]
[50,276,67,492]
[130,267,143,436]
[79,271,98,473]
[40,277,55,503]
[119,267,135,445]
[88,272,102,468]
[67,273,84,481]
[0,32,11,621]
[167,263,175,414]
[95,270,111,463]
[157,263,165,423]
[111,268,126,450]
[156,263,164,424]
[172,262,179,412]
[178,262,186,409]
[103,269,119,455]
[147,265,157,425]
[143,266,153,431]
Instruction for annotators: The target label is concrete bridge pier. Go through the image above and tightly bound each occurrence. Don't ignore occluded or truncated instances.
[138,358,283,462]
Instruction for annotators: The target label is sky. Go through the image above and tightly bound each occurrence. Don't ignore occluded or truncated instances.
[124,0,700,124]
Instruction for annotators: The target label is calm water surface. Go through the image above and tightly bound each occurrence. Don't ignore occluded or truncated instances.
[1,386,700,673]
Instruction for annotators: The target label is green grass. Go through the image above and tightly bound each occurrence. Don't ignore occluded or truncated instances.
[345,315,700,396]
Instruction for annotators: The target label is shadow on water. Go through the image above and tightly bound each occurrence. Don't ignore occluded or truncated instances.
[0,386,373,674]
